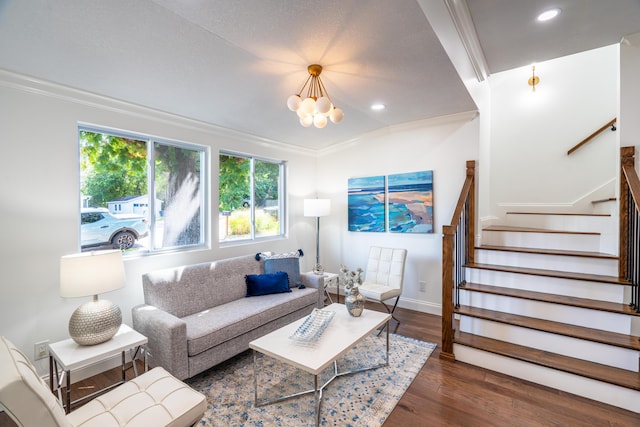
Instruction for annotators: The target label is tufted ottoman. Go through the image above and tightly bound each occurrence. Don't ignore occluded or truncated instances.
[0,336,206,427]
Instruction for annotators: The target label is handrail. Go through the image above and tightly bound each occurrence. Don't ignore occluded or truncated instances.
[619,146,640,312]
[567,118,616,155]
[441,160,475,360]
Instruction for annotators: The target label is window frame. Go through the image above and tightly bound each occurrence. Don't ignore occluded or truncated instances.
[78,124,209,255]
[218,150,286,245]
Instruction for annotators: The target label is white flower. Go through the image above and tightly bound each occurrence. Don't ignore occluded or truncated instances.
[340,265,363,291]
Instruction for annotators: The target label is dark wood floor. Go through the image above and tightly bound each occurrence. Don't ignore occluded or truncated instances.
[3,299,640,427]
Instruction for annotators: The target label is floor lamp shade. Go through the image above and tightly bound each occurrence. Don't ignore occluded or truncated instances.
[304,199,331,275]
[304,199,331,218]
[60,250,126,345]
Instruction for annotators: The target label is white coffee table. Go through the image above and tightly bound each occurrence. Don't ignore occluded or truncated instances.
[249,303,391,426]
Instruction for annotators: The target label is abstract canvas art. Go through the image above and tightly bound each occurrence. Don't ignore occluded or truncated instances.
[348,175,386,232]
[387,170,434,233]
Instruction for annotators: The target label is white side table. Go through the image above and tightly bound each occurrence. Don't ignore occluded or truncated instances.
[48,324,147,414]
[307,272,338,305]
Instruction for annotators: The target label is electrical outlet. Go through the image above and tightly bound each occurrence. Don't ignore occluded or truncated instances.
[34,340,49,360]
[419,281,427,292]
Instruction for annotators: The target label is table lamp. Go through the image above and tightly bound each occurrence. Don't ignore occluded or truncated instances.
[59,250,126,346]
[304,198,331,275]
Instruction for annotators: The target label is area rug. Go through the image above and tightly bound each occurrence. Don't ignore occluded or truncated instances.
[186,333,436,427]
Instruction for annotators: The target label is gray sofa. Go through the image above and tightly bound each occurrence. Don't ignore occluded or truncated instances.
[132,253,324,380]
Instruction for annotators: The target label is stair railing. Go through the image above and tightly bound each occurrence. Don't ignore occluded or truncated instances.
[619,147,640,312]
[567,118,617,156]
[441,160,476,360]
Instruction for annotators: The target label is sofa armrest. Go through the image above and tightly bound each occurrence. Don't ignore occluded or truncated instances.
[132,304,189,380]
[300,272,325,308]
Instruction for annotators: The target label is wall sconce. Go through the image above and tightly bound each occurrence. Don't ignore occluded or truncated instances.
[528,65,540,92]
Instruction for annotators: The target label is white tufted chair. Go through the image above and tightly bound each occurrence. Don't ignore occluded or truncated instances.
[358,246,407,326]
[0,336,206,427]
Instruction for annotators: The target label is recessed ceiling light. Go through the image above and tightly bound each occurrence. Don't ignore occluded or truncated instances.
[537,8,561,22]
[371,103,386,111]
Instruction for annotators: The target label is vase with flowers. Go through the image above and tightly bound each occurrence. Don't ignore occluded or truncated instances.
[339,265,366,317]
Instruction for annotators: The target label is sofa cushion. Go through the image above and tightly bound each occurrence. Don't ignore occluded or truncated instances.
[259,250,303,287]
[245,272,291,297]
[142,254,262,318]
[183,287,318,356]
[264,257,302,287]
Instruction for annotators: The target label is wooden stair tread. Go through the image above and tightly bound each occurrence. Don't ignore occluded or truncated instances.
[592,197,617,204]
[461,282,640,317]
[454,331,640,391]
[483,225,600,235]
[506,211,611,217]
[476,244,618,259]
[455,306,640,351]
[465,262,630,285]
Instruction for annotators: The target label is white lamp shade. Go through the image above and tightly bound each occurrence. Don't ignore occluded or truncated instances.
[304,199,331,217]
[60,250,126,298]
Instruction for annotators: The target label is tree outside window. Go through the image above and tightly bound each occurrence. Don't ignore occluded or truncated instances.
[219,152,284,242]
[79,127,206,254]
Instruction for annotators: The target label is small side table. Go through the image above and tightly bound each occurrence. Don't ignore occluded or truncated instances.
[48,324,147,414]
[307,272,338,305]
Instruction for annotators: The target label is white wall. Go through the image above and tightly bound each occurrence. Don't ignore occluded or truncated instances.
[316,112,480,315]
[487,45,619,220]
[0,70,320,375]
[621,33,640,151]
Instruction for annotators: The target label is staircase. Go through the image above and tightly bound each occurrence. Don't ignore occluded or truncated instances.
[453,212,640,412]
[441,154,640,414]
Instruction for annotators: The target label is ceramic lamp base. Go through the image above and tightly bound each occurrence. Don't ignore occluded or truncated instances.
[68,299,122,346]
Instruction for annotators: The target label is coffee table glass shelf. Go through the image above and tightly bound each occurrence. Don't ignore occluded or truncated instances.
[249,303,391,427]
[48,324,147,414]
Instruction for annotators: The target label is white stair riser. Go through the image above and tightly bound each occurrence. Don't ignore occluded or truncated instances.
[476,250,617,276]
[482,230,600,252]
[453,345,640,413]
[459,316,638,371]
[467,269,626,303]
[459,291,630,334]
[504,214,611,233]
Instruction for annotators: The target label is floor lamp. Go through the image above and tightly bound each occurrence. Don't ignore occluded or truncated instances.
[304,198,331,275]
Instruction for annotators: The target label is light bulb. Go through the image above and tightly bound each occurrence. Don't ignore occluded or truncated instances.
[330,107,344,124]
[300,114,313,127]
[315,97,332,114]
[301,97,316,115]
[287,94,301,111]
[314,114,327,128]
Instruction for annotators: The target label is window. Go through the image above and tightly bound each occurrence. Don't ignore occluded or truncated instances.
[79,126,207,254]
[219,152,284,242]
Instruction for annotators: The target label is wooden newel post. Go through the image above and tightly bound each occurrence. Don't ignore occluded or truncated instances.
[466,160,476,265]
[441,225,456,361]
[619,146,635,278]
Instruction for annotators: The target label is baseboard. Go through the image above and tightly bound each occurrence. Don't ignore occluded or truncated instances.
[397,297,442,316]
[326,286,442,317]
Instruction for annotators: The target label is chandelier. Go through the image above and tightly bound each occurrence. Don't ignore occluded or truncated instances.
[286,64,344,128]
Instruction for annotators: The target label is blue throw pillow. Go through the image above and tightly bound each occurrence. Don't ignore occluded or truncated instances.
[245,272,292,297]
[264,256,302,287]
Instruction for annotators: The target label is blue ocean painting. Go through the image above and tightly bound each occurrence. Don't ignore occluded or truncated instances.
[388,170,434,233]
[348,175,385,232]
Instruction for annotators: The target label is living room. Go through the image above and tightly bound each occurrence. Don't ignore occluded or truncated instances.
[2,1,640,425]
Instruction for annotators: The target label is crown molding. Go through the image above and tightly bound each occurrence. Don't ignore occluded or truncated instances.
[444,0,490,82]
[0,68,317,157]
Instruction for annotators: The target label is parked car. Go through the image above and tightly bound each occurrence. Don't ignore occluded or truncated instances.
[81,208,149,250]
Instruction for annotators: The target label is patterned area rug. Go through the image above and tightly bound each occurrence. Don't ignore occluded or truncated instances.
[187,333,436,427]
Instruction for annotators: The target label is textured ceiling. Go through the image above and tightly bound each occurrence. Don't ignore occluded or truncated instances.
[0,0,639,150]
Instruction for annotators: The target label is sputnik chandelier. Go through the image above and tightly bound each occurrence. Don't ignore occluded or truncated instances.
[286,64,344,128]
